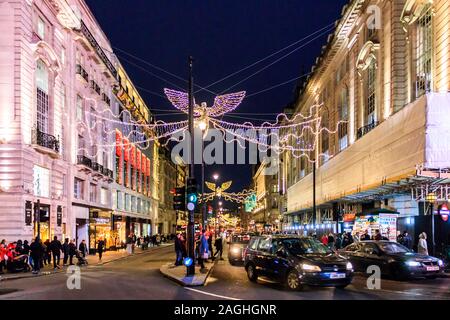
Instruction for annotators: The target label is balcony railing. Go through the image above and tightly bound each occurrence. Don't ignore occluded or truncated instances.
[102,92,111,105]
[79,20,117,78]
[32,128,60,153]
[357,121,379,139]
[90,80,101,95]
[77,155,92,168]
[76,64,89,82]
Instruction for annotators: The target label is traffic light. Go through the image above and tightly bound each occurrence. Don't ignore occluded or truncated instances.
[186,178,198,211]
[172,186,186,211]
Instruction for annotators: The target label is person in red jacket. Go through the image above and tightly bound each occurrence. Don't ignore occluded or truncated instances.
[0,243,7,274]
[321,234,329,246]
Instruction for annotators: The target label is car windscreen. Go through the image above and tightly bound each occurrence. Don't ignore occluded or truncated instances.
[282,238,333,255]
[378,242,410,254]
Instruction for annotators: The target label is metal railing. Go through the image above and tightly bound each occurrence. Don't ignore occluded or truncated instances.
[77,155,92,168]
[76,64,89,82]
[32,128,60,153]
[357,121,379,139]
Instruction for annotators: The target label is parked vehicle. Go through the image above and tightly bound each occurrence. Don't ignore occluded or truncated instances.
[339,241,445,280]
[243,235,354,290]
[227,233,254,265]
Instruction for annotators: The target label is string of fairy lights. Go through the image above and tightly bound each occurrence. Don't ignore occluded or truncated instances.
[76,87,347,164]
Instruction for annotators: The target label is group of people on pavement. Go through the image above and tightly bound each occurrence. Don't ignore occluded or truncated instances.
[174,230,225,273]
[0,236,105,275]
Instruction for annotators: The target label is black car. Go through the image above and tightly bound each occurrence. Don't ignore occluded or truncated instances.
[339,241,445,279]
[243,235,354,290]
[228,233,254,265]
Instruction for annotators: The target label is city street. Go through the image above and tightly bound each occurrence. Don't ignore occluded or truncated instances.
[1,245,449,300]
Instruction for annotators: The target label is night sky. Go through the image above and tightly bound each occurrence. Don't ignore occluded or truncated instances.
[86,0,348,201]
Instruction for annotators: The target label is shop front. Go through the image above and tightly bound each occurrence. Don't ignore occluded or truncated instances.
[112,214,127,249]
[34,203,51,241]
[89,210,113,253]
[353,208,399,241]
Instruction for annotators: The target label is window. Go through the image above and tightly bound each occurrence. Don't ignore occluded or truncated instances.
[321,113,329,156]
[125,194,131,211]
[37,17,45,39]
[415,4,433,98]
[33,165,50,198]
[131,196,136,212]
[36,60,49,133]
[115,156,121,184]
[137,198,142,213]
[78,135,84,156]
[89,183,97,202]
[100,188,108,205]
[338,88,349,151]
[62,174,67,197]
[257,237,272,253]
[366,61,376,125]
[89,107,95,128]
[74,178,84,200]
[117,191,123,210]
[76,95,83,121]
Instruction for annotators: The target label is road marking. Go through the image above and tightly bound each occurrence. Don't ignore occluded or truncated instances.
[184,287,241,300]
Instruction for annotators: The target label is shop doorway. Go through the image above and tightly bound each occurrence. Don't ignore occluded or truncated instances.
[76,218,89,248]
[34,204,50,241]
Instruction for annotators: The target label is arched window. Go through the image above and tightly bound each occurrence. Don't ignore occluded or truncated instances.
[338,87,349,151]
[366,60,376,125]
[36,59,49,133]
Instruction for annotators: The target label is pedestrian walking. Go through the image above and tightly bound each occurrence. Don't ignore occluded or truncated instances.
[68,239,76,265]
[214,235,223,260]
[174,233,183,266]
[79,240,88,257]
[207,233,213,258]
[30,237,44,274]
[44,239,52,265]
[62,238,69,265]
[49,236,62,269]
[97,238,105,261]
[361,230,371,241]
[418,232,429,255]
[0,243,6,274]
[401,231,412,250]
[327,233,335,249]
[198,230,209,271]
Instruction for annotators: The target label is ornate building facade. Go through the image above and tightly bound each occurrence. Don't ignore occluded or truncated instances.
[281,0,450,249]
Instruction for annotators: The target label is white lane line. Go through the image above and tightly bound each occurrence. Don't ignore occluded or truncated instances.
[184,287,241,300]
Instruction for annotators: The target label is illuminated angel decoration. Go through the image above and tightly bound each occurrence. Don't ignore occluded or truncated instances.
[205,180,233,198]
[164,89,246,118]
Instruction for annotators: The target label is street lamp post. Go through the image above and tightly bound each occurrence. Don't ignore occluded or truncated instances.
[426,192,437,256]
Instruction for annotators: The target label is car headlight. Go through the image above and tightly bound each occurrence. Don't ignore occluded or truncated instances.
[438,259,444,267]
[405,260,421,267]
[346,262,353,270]
[230,247,241,255]
[301,264,322,272]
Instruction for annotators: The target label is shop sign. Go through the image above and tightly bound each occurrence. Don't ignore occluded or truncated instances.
[57,206,62,227]
[93,217,110,225]
[378,214,397,242]
[25,201,32,226]
[440,203,449,222]
[343,213,356,222]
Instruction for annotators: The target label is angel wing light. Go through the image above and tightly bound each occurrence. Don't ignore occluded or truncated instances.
[164,88,246,118]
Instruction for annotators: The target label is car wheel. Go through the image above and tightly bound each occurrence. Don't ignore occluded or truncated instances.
[285,269,302,291]
[246,264,258,282]
[427,275,437,280]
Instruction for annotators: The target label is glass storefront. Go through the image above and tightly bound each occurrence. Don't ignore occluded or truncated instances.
[34,205,51,241]
[89,210,113,252]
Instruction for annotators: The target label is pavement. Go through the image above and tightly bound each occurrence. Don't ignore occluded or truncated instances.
[0,244,449,300]
[160,259,216,286]
[0,243,172,282]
